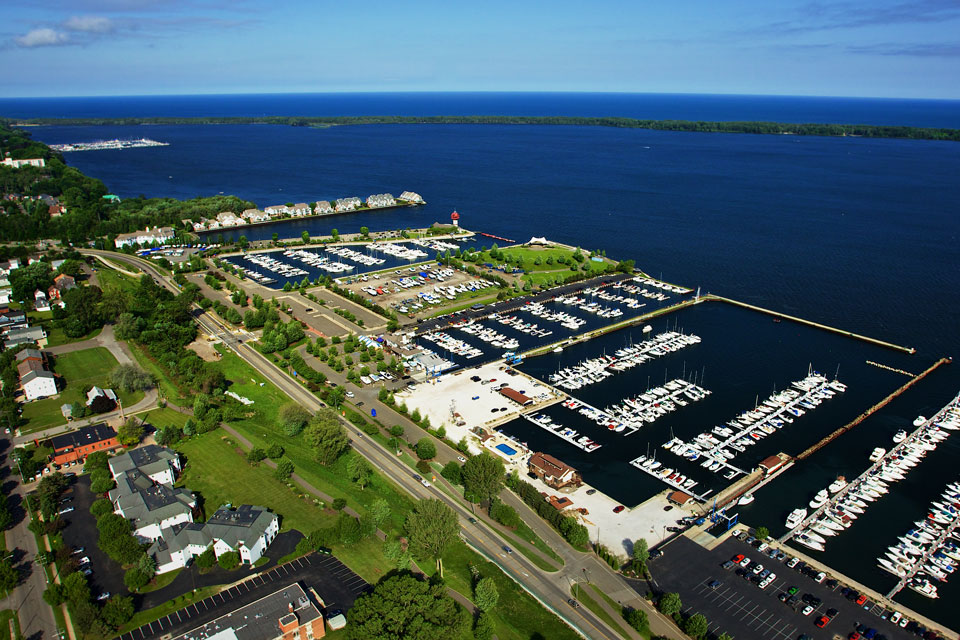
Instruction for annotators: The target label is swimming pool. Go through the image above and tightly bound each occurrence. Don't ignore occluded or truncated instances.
[496,443,518,456]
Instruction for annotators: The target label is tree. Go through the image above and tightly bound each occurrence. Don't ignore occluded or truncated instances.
[474,611,495,640]
[218,551,241,570]
[382,538,412,570]
[348,455,372,490]
[274,458,294,481]
[755,526,769,541]
[267,443,284,459]
[415,438,436,460]
[461,452,505,504]
[43,584,66,606]
[0,558,17,593]
[109,364,153,392]
[440,461,462,485]
[124,567,150,591]
[61,571,91,604]
[0,495,12,531]
[658,592,682,617]
[194,546,216,569]
[624,607,648,632]
[116,417,144,447]
[90,468,116,493]
[369,498,391,528]
[346,573,469,640]
[473,577,499,612]
[101,595,135,628]
[684,613,708,639]
[9,260,53,304]
[303,409,350,465]
[278,402,310,436]
[90,498,113,519]
[301,230,311,243]
[633,537,649,565]
[405,499,458,574]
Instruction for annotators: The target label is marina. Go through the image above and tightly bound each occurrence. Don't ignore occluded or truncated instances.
[48,137,169,152]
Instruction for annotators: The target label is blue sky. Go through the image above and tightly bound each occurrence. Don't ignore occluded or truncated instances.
[3,0,959,98]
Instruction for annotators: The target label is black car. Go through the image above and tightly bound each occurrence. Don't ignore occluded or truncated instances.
[666,526,682,533]
[568,598,580,608]
[826,608,839,619]
[722,560,735,570]
[801,594,822,607]
[586,489,596,495]
[845,590,860,601]
[649,549,663,559]
[470,376,481,382]
[825,578,839,589]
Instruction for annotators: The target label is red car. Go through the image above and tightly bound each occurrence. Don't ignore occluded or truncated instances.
[855,594,868,606]
[613,505,625,513]
[815,616,830,628]
[733,554,745,564]
[848,633,861,640]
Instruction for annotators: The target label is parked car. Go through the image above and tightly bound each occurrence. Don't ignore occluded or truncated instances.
[732,554,745,564]
[815,615,830,628]
[613,505,625,513]
[786,557,800,568]
[722,560,735,570]
[739,556,751,568]
[96,592,110,601]
[801,605,814,616]
[815,571,826,583]
[58,507,74,515]
[78,557,90,566]
[345,391,355,398]
[72,547,84,555]
[751,563,764,575]
[457,456,466,463]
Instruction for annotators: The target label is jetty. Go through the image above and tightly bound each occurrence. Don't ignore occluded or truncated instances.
[476,231,515,243]
[886,506,960,598]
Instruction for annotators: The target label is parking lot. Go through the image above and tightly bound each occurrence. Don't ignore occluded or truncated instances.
[117,552,369,640]
[650,534,931,640]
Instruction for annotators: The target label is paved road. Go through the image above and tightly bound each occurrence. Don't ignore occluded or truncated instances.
[81,249,685,640]
[0,438,61,640]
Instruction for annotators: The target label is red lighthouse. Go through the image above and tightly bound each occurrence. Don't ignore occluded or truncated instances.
[450,210,460,227]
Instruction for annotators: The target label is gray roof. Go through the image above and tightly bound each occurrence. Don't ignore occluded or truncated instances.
[15,348,43,361]
[109,470,196,532]
[4,325,45,347]
[109,445,179,479]
[203,505,276,551]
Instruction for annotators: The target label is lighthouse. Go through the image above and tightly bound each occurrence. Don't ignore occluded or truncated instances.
[450,210,460,227]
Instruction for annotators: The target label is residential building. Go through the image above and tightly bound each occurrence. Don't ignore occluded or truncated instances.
[54,273,76,292]
[34,289,50,312]
[264,205,290,217]
[2,158,45,169]
[114,226,175,248]
[366,193,395,208]
[313,201,333,214]
[109,470,197,541]
[334,197,361,212]
[41,424,120,466]
[0,307,25,329]
[3,325,47,349]
[242,208,271,223]
[0,289,10,305]
[399,191,424,203]
[85,386,118,407]
[167,582,325,640]
[216,211,246,227]
[290,203,311,217]
[108,444,181,487]
[17,350,58,401]
[528,452,582,489]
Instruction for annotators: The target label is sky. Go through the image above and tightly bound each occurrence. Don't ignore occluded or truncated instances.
[2,0,959,99]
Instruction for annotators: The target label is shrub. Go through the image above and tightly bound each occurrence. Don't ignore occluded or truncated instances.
[332,497,347,511]
[416,438,436,460]
[440,461,462,485]
[89,498,113,519]
[246,448,267,463]
[218,551,240,570]
[194,546,216,570]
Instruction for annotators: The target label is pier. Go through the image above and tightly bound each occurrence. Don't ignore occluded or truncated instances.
[794,357,951,462]
[866,360,914,376]
[780,388,960,545]
[476,231,515,243]
[706,295,917,354]
[886,507,960,598]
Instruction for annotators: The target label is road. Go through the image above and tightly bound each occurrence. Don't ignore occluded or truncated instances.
[81,249,684,640]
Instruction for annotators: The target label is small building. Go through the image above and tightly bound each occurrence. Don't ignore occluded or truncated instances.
[2,157,45,169]
[85,386,118,407]
[109,444,181,487]
[548,495,574,510]
[758,455,785,476]
[314,200,333,215]
[667,490,694,506]
[498,387,532,406]
[290,203,311,217]
[34,289,50,312]
[450,210,460,227]
[114,226,175,248]
[528,452,581,489]
[61,403,74,420]
[42,424,120,466]
[0,307,26,330]
[4,325,47,349]
[399,191,424,203]
[216,212,246,227]
[0,289,10,305]
[18,351,57,401]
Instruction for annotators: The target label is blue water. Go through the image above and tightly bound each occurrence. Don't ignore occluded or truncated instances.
[10,92,960,627]
[4,92,960,127]
[496,443,518,457]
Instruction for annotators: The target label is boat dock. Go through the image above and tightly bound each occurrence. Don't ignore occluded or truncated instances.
[795,357,951,462]
[519,412,602,453]
[477,231,515,243]
[628,454,711,501]
[780,390,960,545]
[705,295,917,354]
[886,508,960,598]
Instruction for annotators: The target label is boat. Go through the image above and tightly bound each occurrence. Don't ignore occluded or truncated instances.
[828,476,847,493]
[809,489,829,509]
[785,508,808,530]
[794,533,825,552]
[738,493,755,506]
[893,429,907,443]
[553,346,563,353]
[869,447,887,462]
[907,579,939,598]
[914,416,927,427]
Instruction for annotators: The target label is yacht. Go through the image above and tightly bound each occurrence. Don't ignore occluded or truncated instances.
[809,489,829,509]
[794,533,825,552]
[785,508,808,530]
[869,447,887,462]
[738,493,755,506]
[913,416,927,427]
[907,579,939,598]
[828,476,848,494]
[893,429,907,443]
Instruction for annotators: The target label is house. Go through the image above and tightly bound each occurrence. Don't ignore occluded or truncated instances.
[366,193,396,209]
[0,307,27,330]
[109,471,197,541]
[42,424,120,466]
[528,452,582,489]
[61,404,74,420]
[548,495,574,510]
[0,289,10,305]
[17,350,58,401]
[114,226,175,248]
[148,504,279,574]
[290,203,311,217]
[399,191,424,203]
[334,197,361,212]
[667,490,694,506]
[162,582,325,640]
[313,201,333,215]
[216,212,246,227]
[264,205,290,217]
[1,158,45,169]
[34,289,50,312]
[108,445,181,487]
[4,325,47,349]
[242,208,271,223]
[53,273,76,292]
[85,386,118,407]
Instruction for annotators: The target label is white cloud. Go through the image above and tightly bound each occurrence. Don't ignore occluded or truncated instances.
[63,15,115,33]
[14,28,70,47]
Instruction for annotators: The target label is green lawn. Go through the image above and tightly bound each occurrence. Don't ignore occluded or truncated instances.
[570,583,634,639]
[138,407,190,431]
[0,609,20,640]
[20,347,144,433]
[427,294,499,318]
[24,308,103,348]
[590,583,648,638]
[127,341,191,406]
[119,586,220,634]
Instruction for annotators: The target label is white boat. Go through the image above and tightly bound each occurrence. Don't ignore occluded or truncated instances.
[785,508,808,530]
[809,489,829,509]
[828,476,847,493]
[908,579,938,598]
[794,533,825,552]
[913,416,927,427]
[893,429,907,443]
[738,493,755,506]
[869,447,887,462]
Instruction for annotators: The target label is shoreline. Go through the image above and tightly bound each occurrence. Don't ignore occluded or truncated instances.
[194,201,425,235]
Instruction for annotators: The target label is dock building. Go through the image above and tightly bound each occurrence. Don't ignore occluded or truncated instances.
[529,452,581,489]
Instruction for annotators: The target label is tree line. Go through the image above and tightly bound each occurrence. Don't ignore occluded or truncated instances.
[7,115,959,141]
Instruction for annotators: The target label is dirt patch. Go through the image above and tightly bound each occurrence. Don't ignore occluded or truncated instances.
[186,337,222,362]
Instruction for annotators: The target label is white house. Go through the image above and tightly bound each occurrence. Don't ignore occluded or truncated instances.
[34,289,50,312]
[334,197,361,212]
[17,350,57,401]
[2,158,45,169]
[0,288,12,305]
[366,193,396,208]
[399,191,425,203]
[290,203,311,217]
[314,200,333,215]
[114,226,175,248]
[216,212,246,227]
[85,386,118,407]
[109,471,197,541]
[240,208,270,223]
[264,205,290,217]
[108,445,181,487]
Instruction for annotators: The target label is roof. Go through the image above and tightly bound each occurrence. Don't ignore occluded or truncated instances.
[15,348,43,362]
[529,451,577,478]
[498,387,532,405]
[759,455,784,472]
[667,490,694,505]
[47,424,118,451]
[203,505,277,550]
[170,582,322,640]
[548,495,574,510]
[109,444,179,479]
[109,472,196,531]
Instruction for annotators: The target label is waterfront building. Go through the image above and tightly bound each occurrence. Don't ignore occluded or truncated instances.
[528,452,582,489]
[264,205,290,217]
[314,200,333,214]
[216,211,246,227]
[451,210,460,227]
[335,197,361,212]
[399,191,424,203]
[291,203,311,216]
[114,226,175,248]
[242,208,271,223]
[366,193,396,208]
[1,157,45,169]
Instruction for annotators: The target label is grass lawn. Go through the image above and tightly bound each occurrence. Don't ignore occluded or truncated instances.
[20,347,144,433]
[138,406,190,431]
[570,583,634,639]
[138,568,182,594]
[94,264,141,292]
[427,294,499,318]
[25,308,103,348]
[590,583,648,638]
[0,610,20,640]
[127,341,191,406]
[119,585,220,634]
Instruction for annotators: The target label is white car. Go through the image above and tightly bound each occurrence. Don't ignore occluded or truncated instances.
[78,557,90,566]
[96,592,110,601]
[739,556,751,568]
[786,557,799,568]
[757,542,769,553]
[758,577,773,590]
[346,391,355,398]
[751,563,764,575]
[890,612,902,625]
[801,605,814,616]
[814,571,826,583]
[457,456,467,463]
